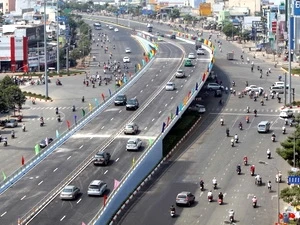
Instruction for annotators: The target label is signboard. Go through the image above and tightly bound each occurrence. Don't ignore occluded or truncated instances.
[290,17,294,50]
[199,3,212,16]
[288,175,300,184]
[294,0,300,16]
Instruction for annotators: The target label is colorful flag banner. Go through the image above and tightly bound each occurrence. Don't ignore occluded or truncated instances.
[114,179,120,190]
[74,115,77,124]
[82,222,86,225]
[2,171,6,181]
[45,137,49,146]
[170,112,174,120]
[35,144,40,155]
[176,106,179,115]
[66,120,71,129]
[132,157,135,167]
[108,89,112,97]
[21,156,25,166]
[148,139,154,146]
[94,98,99,106]
[101,93,105,102]
[88,103,92,112]
[82,109,86,116]
[162,122,166,133]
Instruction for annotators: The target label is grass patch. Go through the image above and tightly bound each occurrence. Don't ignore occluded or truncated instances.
[163,112,200,157]
[282,67,300,74]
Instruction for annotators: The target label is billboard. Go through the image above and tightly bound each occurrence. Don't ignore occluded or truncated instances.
[294,0,300,16]
[199,3,212,16]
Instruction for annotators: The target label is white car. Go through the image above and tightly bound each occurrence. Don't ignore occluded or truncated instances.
[245,85,263,93]
[188,104,206,113]
[196,49,205,55]
[126,138,142,151]
[125,48,131,53]
[108,25,113,30]
[279,108,293,118]
[114,28,119,32]
[165,82,175,91]
[188,53,196,59]
[123,56,130,63]
[175,69,185,78]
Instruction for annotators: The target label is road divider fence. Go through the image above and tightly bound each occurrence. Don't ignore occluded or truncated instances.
[90,35,215,225]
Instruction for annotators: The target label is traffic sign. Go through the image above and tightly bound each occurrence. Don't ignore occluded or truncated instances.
[288,175,300,184]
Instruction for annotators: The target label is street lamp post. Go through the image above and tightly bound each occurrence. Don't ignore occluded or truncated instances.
[56,7,60,74]
[44,0,48,98]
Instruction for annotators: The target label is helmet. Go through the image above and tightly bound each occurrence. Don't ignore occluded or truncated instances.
[253,196,256,198]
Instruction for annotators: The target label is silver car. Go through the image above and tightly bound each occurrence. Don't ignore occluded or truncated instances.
[126,138,142,151]
[175,69,185,78]
[60,185,80,200]
[176,191,195,206]
[5,119,18,128]
[124,122,139,135]
[87,180,107,196]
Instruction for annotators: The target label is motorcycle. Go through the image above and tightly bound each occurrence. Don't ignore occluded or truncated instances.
[239,125,243,130]
[213,183,217,190]
[244,159,247,166]
[200,184,204,191]
[40,122,44,127]
[218,198,223,205]
[237,168,241,175]
[271,136,275,142]
[208,195,213,202]
[220,120,224,126]
[231,141,234,147]
[229,216,234,223]
[11,131,15,139]
[282,128,286,134]
[72,106,76,112]
[246,117,250,123]
[234,137,239,143]
[170,210,175,217]
[267,152,271,159]
[253,201,257,208]
[276,174,282,183]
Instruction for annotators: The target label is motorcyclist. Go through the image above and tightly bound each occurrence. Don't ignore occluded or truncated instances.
[57,114,61,122]
[239,122,243,129]
[250,164,255,175]
[11,130,15,138]
[199,180,204,189]
[212,177,217,188]
[276,171,282,182]
[267,181,272,190]
[255,174,262,184]
[272,133,276,141]
[220,117,224,125]
[254,109,257,116]
[236,164,241,173]
[282,126,286,134]
[218,192,223,200]
[267,149,271,158]
[243,156,248,165]
[232,80,235,86]
[55,107,59,115]
[22,123,26,132]
[226,128,230,136]
[229,209,235,221]
[231,138,234,146]
[284,118,288,125]
[234,134,239,142]
[72,105,76,112]
[170,205,175,213]
[252,196,257,205]
[82,96,85,103]
[260,99,264,105]
[207,190,213,198]
[246,115,250,123]
[246,106,250,113]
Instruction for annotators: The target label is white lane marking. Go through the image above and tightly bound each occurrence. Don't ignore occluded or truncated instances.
[146,84,148,87]
[0,212,7,217]
[104,170,108,175]
[171,96,174,100]
[60,215,66,221]
[176,91,179,93]
[151,79,154,82]
[181,85,183,88]
[156,74,158,76]
[152,118,155,122]
[165,104,168,107]
[119,110,122,113]
[67,156,71,160]
[77,198,82,204]
[140,90,143,93]
[38,180,43,186]
[144,127,148,130]
[110,118,114,121]
[158,111,162,114]
[53,168,58,172]
[101,126,105,130]
[90,137,94,139]
[271,195,278,200]
[21,195,26,200]
[116,158,119,162]
[79,145,83,149]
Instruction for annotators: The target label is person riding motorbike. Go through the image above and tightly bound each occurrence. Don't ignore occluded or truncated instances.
[239,122,243,130]
[243,156,248,165]
[199,180,204,190]
[276,171,282,183]
[231,138,234,146]
[252,196,257,207]
[246,115,250,123]
[170,205,175,213]
[260,99,264,105]
[11,130,15,139]
[255,174,262,185]
[267,181,272,190]
[246,106,250,113]
[220,118,224,126]
[218,192,223,200]
[207,190,213,200]
[271,133,276,141]
[229,209,235,222]
[267,149,271,159]
[236,164,241,174]
[212,177,217,188]
[234,134,239,143]
[55,107,59,115]
[226,128,230,136]
[254,109,257,117]
[282,126,286,134]
[250,165,255,175]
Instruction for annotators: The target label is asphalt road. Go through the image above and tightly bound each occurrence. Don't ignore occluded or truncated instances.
[0,22,211,224]
[111,19,297,225]
[0,23,142,177]
[29,37,211,224]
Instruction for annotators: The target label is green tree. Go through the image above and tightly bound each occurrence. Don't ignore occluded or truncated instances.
[183,14,193,23]
[170,8,180,20]
[222,23,239,39]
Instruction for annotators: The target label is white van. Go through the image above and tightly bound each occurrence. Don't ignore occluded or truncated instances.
[270,86,285,94]
[257,121,271,133]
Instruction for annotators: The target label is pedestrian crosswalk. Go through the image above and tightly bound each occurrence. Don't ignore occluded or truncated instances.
[232,62,265,65]
[208,107,298,114]
[27,106,89,111]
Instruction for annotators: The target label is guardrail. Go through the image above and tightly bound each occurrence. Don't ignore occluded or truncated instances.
[90,35,215,225]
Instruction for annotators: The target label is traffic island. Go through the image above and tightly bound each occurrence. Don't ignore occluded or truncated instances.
[22,91,53,102]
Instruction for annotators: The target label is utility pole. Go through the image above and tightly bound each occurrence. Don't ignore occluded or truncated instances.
[66,41,69,75]
[56,6,60,74]
[44,0,48,98]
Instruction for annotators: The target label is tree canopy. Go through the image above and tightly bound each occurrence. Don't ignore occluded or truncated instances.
[170,9,180,19]
[222,23,239,38]
[0,76,26,111]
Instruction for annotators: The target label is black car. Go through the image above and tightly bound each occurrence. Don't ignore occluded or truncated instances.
[93,151,111,166]
[126,98,139,110]
[114,94,127,106]
[39,138,54,148]
[170,34,176,39]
